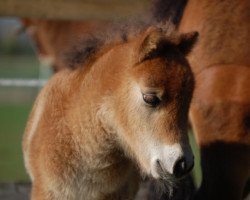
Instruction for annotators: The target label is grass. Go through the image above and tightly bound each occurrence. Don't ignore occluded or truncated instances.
[0,104,32,181]
[0,54,38,181]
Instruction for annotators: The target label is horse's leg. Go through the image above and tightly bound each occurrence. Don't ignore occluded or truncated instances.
[190,106,250,200]
[243,179,250,199]
[194,142,250,200]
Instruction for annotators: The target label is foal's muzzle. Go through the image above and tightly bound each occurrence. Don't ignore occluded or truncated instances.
[156,155,194,179]
[151,143,194,179]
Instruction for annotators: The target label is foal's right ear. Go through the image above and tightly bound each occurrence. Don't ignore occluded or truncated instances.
[177,31,199,55]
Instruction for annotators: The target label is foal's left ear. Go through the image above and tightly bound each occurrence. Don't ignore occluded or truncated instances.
[137,27,165,63]
[178,31,199,55]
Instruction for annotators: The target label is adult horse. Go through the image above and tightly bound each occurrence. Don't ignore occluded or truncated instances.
[153,0,250,199]
[23,25,198,200]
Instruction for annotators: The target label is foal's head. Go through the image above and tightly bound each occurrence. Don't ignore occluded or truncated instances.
[102,26,198,184]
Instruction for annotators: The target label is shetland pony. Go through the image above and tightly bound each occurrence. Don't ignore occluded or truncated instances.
[23,25,198,200]
[153,0,250,199]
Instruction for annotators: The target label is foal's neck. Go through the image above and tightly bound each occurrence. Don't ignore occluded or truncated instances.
[69,42,132,157]
[80,42,132,98]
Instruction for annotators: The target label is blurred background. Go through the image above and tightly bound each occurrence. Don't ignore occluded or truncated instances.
[0,17,41,182]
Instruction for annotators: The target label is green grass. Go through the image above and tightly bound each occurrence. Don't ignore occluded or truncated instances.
[0,54,39,181]
[0,104,32,181]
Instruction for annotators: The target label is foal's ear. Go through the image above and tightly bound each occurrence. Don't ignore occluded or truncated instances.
[178,31,199,55]
[137,27,165,62]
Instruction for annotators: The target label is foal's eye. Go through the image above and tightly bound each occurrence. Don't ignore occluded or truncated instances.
[142,93,161,107]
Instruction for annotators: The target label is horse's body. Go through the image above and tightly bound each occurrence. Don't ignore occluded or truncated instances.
[177,1,250,199]
[23,25,198,200]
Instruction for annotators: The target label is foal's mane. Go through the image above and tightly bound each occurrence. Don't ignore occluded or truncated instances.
[63,20,177,69]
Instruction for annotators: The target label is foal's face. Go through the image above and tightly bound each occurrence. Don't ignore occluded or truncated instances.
[114,28,198,180]
[127,57,194,179]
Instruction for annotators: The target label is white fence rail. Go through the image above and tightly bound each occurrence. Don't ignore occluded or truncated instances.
[0,79,47,87]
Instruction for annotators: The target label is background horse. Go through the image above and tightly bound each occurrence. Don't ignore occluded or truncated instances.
[153,0,250,199]
[21,19,112,72]
[23,25,198,200]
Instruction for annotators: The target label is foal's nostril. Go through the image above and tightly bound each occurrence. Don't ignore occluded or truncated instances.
[173,157,193,178]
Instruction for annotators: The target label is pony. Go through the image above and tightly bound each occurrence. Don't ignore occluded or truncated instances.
[22,24,198,200]
[152,0,250,199]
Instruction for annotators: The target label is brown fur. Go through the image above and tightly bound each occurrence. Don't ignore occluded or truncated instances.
[23,25,197,200]
[176,0,250,199]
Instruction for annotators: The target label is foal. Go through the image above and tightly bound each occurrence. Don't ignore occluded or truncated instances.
[23,25,198,200]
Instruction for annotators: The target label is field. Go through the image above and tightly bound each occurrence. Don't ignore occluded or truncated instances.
[0,104,31,181]
[0,55,201,186]
[0,55,39,182]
